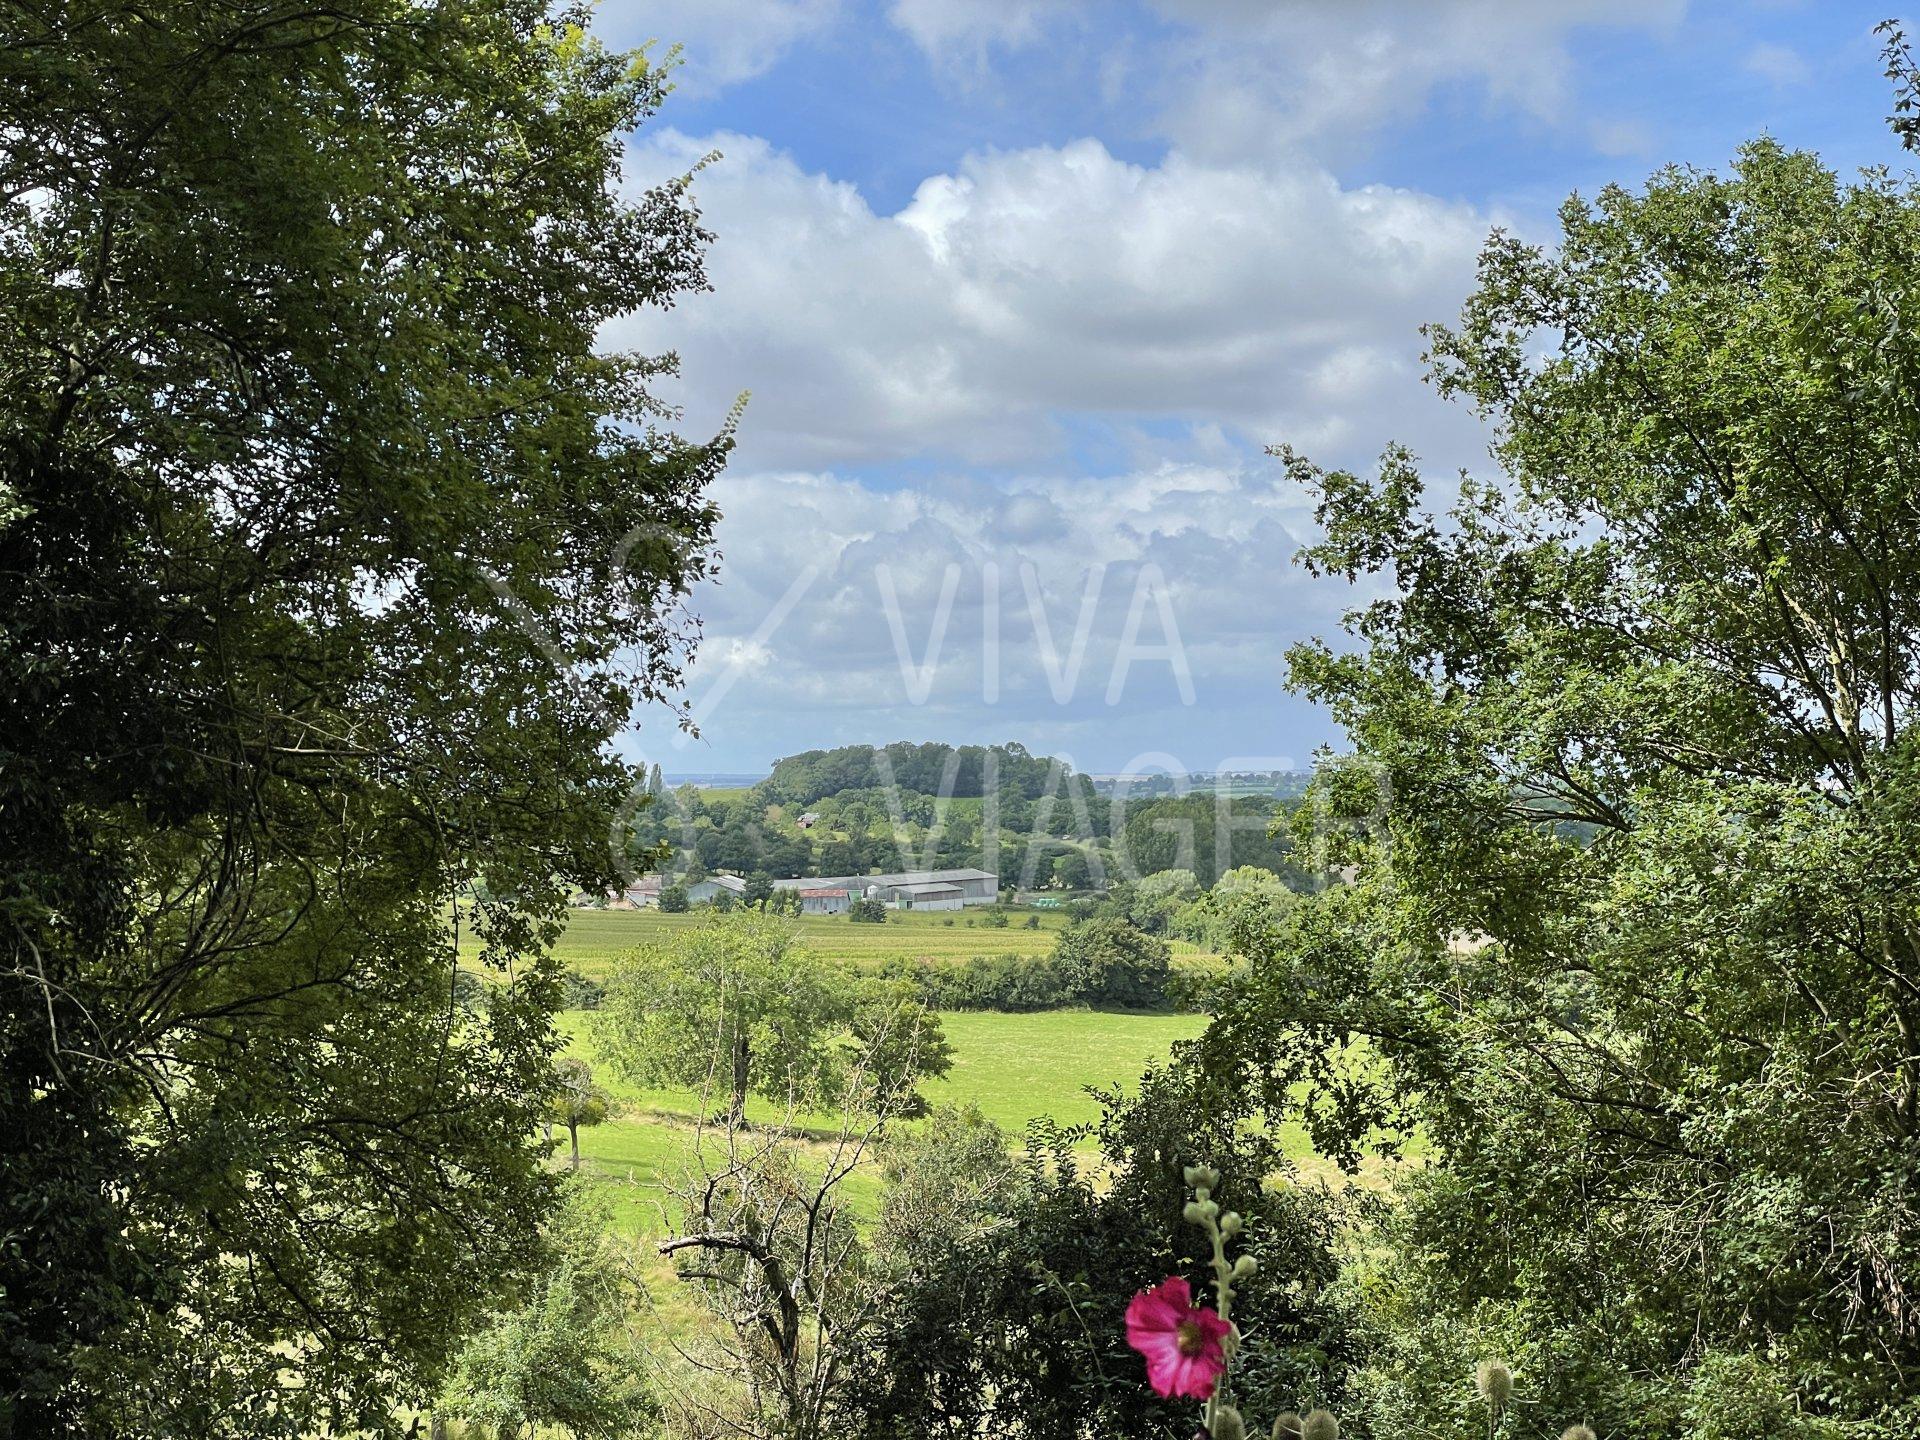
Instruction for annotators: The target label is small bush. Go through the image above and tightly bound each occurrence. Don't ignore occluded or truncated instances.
[849,898,889,924]
[560,969,605,1011]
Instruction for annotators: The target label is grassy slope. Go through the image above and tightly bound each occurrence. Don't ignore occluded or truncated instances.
[562,1005,1211,1236]
[525,908,1287,1243]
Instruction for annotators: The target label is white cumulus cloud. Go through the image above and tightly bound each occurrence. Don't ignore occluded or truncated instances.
[616,130,1496,473]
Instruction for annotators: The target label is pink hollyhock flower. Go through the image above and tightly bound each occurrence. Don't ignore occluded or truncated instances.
[1124,1276,1230,1400]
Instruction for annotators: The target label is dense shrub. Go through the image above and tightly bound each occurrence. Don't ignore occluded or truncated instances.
[841,1068,1360,1438]
[1052,919,1173,1009]
[849,898,889,923]
[874,953,1079,1012]
[870,937,1212,1015]
[657,883,689,913]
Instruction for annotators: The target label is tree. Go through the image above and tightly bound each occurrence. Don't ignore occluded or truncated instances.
[1052,849,1093,890]
[548,1058,613,1172]
[847,978,954,1119]
[1203,131,1920,1434]
[594,912,843,1127]
[745,869,776,907]
[652,1016,951,1439]
[438,1184,653,1439]
[1126,868,1201,934]
[849,897,890,924]
[0,1,723,1430]
[658,882,690,913]
[841,1071,1358,1439]
[1054,919,1173,1009]
[1177,866,1296,953]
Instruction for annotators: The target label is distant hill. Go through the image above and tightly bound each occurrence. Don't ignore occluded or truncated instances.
[623,740,1302,889]
[764,741,1078,808]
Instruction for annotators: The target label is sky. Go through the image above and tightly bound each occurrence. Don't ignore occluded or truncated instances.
[602,0,1904,778]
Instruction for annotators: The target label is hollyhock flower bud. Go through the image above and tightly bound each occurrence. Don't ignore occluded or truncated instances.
[1231,1254,1258,1279]
[1220,1211,1243,1238]
[1212,1404,1247,1440]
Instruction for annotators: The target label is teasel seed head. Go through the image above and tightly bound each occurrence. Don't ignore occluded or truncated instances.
[1301,1409,1339,1440]
[1270,1413,1304,1440]
[1475,1360,1513,1409]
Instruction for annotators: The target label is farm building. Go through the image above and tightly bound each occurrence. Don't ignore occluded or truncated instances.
[889,880,965,911]
[773,867,998,909]
[609,873,748,908]
[798,887,851,915]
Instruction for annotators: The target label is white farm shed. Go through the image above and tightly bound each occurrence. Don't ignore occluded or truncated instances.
[888,880,965,911]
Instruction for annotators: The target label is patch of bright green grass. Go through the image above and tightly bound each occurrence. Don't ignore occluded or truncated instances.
[560,1005,1211,1235]
[921,1009,1206,1133]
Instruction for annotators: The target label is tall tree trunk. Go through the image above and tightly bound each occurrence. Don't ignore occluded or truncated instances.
[568,1120,580,1171]
[731,1029,751,1128]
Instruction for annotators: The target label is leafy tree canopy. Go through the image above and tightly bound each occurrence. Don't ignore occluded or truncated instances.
[0,0,723,1430]
[1202,136,1920,1434]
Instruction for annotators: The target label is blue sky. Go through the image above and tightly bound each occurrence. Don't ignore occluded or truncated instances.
[603,0,1903,777]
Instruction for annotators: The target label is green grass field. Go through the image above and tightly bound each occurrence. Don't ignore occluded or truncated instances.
[561,1005,1208,1236]
[507,907,1262,1242]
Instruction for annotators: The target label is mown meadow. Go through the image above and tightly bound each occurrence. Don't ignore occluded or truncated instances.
[525,907,1220,1240]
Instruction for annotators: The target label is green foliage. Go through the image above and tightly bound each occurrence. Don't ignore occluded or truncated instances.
[1204,135,1920,1435]
[1054,919,1174,1009]
[1172,866,1297,954]
[866,948,1220,1015]
[1113,867,1201,934]
[549,1058,614,1170]
[1114,795,1301,886]
[848,979,955,1119]
[0,0,723,1428]
[591,912,950,1122]
[849,897,891,924]
[438,1184,653,1438]
[593,911,848,1121]
[841,1067,1359,1438]
[657,883,690,913]
[561,968,607,1010]
[872,1105,1024,1275]
[766,741,1078,809]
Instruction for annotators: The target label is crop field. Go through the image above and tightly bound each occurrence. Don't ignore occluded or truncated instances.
[526,904,1074,977]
